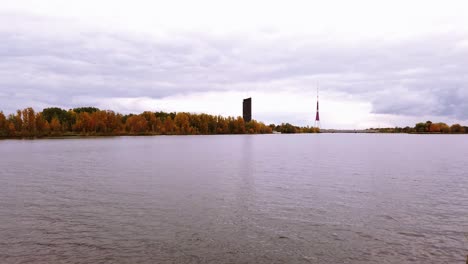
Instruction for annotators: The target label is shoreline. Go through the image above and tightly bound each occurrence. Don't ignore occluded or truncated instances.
[2,131,468,140]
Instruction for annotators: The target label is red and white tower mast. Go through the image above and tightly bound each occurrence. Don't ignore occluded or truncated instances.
[314,86,320,129]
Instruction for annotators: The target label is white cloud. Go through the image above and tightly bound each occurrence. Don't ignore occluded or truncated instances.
[3,1,468,37]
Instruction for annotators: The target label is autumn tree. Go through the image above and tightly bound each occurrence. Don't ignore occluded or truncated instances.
[439,123,450,133]
[73,112,91,133]
[105,111,124,133]
[21,107,36,135]
[163,116,175,135]
[189,114,201,134]
[428,122,450,133]
[13,110,23,132]
[429,123,441,133]
[7,122,16,136]
[197,114,210,134]
[154,117,162,134]
[0,111,7,136]
[35,112,50,136]
[49,117,62,135]
[125,115,148,134]
[426,121,433,132]
[141,111,160,133]
[450,124,465,133]
[235,117,246,134]
[216,116,229,134]
[91,111,108,133]
[205,115,217,134]
[174,113,192,135]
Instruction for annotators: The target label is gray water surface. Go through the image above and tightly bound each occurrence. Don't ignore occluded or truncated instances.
[1,134,467,263]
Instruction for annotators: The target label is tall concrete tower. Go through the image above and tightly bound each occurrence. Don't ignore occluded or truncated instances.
[243,97,252,122]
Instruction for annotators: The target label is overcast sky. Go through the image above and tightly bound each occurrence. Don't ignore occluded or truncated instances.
[1,0,467,128]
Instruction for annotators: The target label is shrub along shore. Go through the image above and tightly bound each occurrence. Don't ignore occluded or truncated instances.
[0,107,319,138]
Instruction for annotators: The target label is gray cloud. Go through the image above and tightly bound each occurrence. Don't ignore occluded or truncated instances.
[0,12,468,122]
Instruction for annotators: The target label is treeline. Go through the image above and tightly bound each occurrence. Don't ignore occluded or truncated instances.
[0,107,319,138]
[370,121,468,134]
[270,123,319,133]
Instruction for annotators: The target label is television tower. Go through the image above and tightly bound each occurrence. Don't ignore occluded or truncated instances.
[314,86,320,128]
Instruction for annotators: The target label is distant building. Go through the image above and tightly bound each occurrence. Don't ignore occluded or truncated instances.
[243,97,252,122]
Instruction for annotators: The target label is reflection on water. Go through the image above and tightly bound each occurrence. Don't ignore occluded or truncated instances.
[0,134,467,263]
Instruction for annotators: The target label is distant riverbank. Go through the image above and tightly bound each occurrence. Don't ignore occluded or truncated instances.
[3,107,464,139]
[365,121,467,134]
[0,107,319,138]
[321,120,467,134]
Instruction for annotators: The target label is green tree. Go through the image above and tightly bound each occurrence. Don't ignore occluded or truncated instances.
[415,122,427,133]
[72,107,100,114]
[42,107,69,124]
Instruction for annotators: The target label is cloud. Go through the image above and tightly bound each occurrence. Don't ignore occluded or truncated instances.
[0,11,467,127]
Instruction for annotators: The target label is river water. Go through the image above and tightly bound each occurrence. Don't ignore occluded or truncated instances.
[0,134,467,263]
